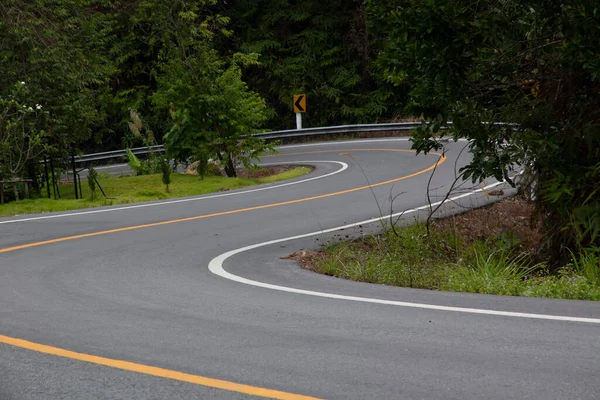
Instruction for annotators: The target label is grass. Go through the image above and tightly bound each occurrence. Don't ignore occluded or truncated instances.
[315,223,450,289]
[0,166,311,217]
[309,221,600,301]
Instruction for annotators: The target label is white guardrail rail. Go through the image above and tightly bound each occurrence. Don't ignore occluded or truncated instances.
[75,122,451,164]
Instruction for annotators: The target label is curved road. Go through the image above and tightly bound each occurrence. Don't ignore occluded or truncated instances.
[1,139,599,400]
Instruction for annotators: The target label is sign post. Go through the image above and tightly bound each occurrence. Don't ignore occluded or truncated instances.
[293,94,306,130]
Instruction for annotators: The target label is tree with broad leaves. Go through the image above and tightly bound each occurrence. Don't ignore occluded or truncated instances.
[150,0,275,177]
[0,0,114,155]
[368,0,600,265]
[0,82,48,184]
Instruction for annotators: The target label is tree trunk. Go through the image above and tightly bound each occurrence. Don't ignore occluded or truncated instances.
[26,161,41,197]
[224,153,237,178]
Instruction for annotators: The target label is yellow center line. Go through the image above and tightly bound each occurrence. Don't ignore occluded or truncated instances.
[0,335,320,400]
[0,150,445,255]
[0,148,445,398]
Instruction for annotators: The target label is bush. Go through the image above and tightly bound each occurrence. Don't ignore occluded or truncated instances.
[160,157,171,193]
[87,164,98,200]
[126,149,166,176]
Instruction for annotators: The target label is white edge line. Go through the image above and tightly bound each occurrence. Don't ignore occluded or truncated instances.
[0,161,348,225]
[2,137,461,224]
[208,180,600,325]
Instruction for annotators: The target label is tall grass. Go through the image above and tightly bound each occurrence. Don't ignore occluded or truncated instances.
[311,222,600,301]
[569,250,600,286]
[442,250,541,296]
[315,223,450,289]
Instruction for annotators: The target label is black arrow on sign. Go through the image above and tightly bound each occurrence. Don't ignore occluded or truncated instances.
[294,95,305,112]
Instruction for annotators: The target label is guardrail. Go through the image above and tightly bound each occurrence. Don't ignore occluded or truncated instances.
[38,121,456,200]
[76,144,165,164]
[251,121,430,140]
[76,122,442,164]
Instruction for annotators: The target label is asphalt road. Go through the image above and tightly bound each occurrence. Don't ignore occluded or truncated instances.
[1,138,599,400]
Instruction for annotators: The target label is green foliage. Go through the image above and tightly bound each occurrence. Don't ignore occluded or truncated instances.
[0,0,115,154]
[135,189,168,199]
[257,166,311,184]
[444,250,540,296]
[149,3,276,177]
[485,231,523,255]
[0,82,48,180]
[125,148,165,176]
[126,149,145,175]
[316,223,450,289]
[160,157,171,193]
[87,165,98,200]
[311,221,600,301]
[522,274,600,301]
[568,250,600,287]
[368,0,600,264]
[102,0,233,151]
[222,0,394,128]
[144,155,166,175]
[1,0,597,242]
[194,149,212,180]
[0,167,311,216]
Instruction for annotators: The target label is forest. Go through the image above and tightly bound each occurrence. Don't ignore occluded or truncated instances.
[1,0,599,265]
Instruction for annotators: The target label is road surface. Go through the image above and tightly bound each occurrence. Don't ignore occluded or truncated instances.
[1,138,599,400]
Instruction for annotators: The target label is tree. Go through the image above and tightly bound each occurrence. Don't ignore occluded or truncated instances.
[147,0,274,177]
[160,157,171,193]
[87,164,98,200]
[0,0,114,155]
[220,0,393,129]
[368,0,600,264]
[96,0,180,151]
[0,82,47,182]
[160,61,274,178]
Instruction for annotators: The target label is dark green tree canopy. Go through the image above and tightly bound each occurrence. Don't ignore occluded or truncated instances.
[1,0,598,261]
[369,0,600,262]
[0,0,114,152]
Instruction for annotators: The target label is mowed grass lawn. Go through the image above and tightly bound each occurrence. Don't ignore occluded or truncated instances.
[0,167,311,217]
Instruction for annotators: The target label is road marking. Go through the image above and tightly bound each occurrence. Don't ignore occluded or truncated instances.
[0,335,320,400]
[0,152,444,253]
[208,181,600,325]
[1,139,440,225]
[0,147,442,398]
[2,141,418,225]
[0,160,347,225]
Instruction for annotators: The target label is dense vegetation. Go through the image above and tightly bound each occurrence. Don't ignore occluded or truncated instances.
[312,222,600,301]
[1,0,598,267]
[309,198,600,300]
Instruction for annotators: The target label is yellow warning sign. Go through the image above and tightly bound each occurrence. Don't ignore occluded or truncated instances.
[293,94,306,113]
